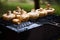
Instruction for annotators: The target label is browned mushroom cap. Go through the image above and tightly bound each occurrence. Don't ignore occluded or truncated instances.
[46,4,51,7]
[31,8,35,12]
[6,10,11,15]
[16,6,20,9]
[39,8,43,11]
[8,10,11,13]
[21,9,27,14]
[16,6,22,12]
[13,10,16,13]
[16,6,21,10]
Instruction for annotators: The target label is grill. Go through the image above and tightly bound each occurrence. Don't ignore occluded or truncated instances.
[0,15,60,33]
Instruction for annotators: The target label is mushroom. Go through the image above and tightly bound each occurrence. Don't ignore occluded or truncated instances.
[2,10,15,21]
[12,19,21,24]
[21,9,27,14]
[28,9,39,19]
[16,6,21,12]
[12,15,22,24]
[44,4,55,15]
[21,13,30,22]
[13,10,21,15]
[38,8,47,17]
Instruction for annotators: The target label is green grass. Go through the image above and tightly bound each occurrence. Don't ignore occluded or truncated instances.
[53,5,60,15]
[7,2,34,12]
[0,2,60,17]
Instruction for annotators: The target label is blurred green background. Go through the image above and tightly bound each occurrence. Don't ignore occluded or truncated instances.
[0,0,60,17]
